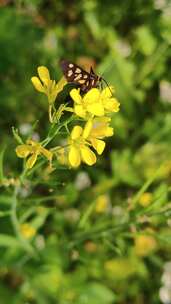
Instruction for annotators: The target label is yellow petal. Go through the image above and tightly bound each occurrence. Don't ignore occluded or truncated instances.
[87,103,104,116]
[69,146,81,167]
[95,117,111,124]
[70,88,82,104]
[74,105,86,118]
[91,139,105,155]
[80,146,96,166]
[48,78,66,104]
[56,77,67,94]
[101,86,114,99]
[38,66,50,86]
[95,194,109,213]
[15,145,32,158]
[83,88,100,104]
[102,117,111,123]
[26,153,38,169]
[26,139,37,146]
[90,118,114,137]
[71,126,83,140]
[20,223,36,239]
[40,147,53,161]
[105,98,120,112]
[31,77,45,93]
[83,119,93,139]
[105,127,114,137]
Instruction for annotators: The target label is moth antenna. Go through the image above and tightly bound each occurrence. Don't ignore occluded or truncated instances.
[101,77,113,95]
[90,67,95,74]
[99,60,116,78]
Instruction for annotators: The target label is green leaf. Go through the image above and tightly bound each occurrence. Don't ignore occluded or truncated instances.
[77,283,115,304]
[0,195,13,205]
[135,26,157,56]
[0,234,20,248]
[0,146,5,182]
[111,150,141,186]
[0,210,11,218]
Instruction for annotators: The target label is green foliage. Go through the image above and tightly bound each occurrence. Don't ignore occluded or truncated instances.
[1,1,171,303]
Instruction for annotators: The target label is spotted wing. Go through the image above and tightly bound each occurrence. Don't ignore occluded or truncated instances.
[60,60,90,85]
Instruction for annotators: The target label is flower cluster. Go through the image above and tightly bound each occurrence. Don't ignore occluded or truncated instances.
[70,87,119,119]
[15,65,120,169]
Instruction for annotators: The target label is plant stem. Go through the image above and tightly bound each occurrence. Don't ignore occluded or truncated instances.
[78,200,97,229]
[131,164,164,207]
[42,116,74,147]
[11,186,37,257]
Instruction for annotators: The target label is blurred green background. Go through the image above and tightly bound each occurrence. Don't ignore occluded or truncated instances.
[1,0,171,303]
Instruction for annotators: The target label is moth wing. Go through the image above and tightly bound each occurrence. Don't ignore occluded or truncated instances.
[60,60,90,84]
[60,60,76,82]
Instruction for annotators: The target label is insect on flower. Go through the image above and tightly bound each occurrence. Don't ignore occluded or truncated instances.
[60,59,110,93]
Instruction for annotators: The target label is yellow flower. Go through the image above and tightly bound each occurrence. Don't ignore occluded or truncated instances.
[68,125,97,167]
[20,223,36,239]
[139,192,152,207]
[31,66,66,104]
[70,86,120,119]
[134,234,157,257]
[95,194,109,213]
[66,116,113,168]
[16,139,53,169]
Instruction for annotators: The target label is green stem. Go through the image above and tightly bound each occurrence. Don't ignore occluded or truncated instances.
[78,200,97,229]
[42,116,74,147]
[0,146,6,182]
[11,186,37,257]
[48,105,53,123]
[69,221,130,248]
[131,164,164,207]
[135,43,169,85]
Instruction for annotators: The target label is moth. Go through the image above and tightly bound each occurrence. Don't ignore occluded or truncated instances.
[60,59,104,93]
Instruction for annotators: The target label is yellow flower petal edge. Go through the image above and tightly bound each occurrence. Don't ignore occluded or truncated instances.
[100,86,114,99]
[38,66,50,84]
[83,88,100,104]
[71,126,83,140]
[83,120,93,139]
[80,146,97,166]
[15,145,32,158]
[26,153,38,169]
[55,77,67,95]
[69,146,81,167]
[31,77,45,93]
[74,104,86,118]
[70,88,82,104]
[91,138,106,155]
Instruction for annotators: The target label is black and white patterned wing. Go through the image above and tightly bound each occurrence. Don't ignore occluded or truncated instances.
[60,60,89,84]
